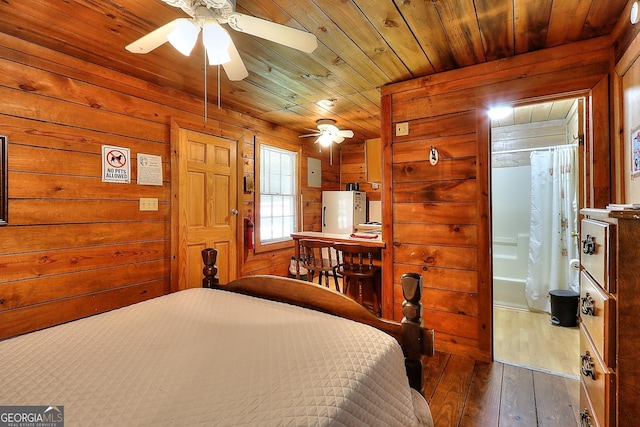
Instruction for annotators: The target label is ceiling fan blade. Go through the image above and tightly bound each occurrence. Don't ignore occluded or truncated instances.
[334,137,345,144]
[337,130,354,138]
[299,132,321,138]
[227,13,318,53]
[222,40,249,81]
[125,19,180,54]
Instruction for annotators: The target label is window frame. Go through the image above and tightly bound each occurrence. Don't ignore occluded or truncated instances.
[254,136,301,253]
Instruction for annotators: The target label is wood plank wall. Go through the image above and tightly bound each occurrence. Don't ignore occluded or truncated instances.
[381,36,613,361]
[0,32,337,339]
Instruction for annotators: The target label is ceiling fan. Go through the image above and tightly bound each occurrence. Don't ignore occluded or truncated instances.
[125,0,318,81]
[300,119,355,147]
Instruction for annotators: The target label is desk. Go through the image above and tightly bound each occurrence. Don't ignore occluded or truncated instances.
[290,231,385,279]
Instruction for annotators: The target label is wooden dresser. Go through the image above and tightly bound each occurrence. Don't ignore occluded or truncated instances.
[579,209,640,427]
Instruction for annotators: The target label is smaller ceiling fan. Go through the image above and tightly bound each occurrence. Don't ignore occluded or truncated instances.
[300,119,354,147]
[125,0,318,81]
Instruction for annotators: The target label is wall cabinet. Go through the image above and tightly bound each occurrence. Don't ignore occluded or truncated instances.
[365,138,381,183]
[579,209,640,427]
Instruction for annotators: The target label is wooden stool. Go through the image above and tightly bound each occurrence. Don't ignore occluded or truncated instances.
[334,243,381,316]
[299,239,340,291]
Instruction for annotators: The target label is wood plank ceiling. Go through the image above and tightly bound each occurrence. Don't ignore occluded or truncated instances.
[491,99,577,128]
[0,0,629,142]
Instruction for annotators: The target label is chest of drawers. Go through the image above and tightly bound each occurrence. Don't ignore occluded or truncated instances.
[579,209,640,427]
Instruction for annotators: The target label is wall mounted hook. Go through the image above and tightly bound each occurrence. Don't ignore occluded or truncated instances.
[430,146,439,166]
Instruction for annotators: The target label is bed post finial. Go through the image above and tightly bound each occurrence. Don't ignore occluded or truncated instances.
[401,272,426,394]
[202,248,219,288]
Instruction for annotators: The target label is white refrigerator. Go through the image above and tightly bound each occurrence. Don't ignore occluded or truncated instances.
[322,191,366,234]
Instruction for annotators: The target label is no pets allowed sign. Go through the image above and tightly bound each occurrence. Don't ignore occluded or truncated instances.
[102,145,130,183]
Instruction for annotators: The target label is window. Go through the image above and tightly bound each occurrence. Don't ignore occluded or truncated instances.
[256,140,299,251]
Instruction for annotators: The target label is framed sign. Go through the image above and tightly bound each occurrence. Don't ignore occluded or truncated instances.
[102,145,131,183]
[137,153,163,186]
[0,135,7,225]
[632,125,640,178]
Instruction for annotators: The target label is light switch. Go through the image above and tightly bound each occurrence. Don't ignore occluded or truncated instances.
[139,197,158,211]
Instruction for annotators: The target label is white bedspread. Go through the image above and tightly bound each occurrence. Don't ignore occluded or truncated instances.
[1,288,432,426]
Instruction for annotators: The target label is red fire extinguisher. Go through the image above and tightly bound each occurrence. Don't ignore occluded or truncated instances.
[245,214,254,249]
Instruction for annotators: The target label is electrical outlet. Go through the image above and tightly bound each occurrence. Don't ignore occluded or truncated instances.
[396,122,409,136]
[139,197,158,211]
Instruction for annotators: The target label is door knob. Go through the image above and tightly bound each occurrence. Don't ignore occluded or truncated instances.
[230,209,239,215]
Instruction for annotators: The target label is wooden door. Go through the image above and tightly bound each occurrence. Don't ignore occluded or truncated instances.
[176,128,237,288]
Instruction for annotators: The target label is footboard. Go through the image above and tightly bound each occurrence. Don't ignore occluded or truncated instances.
[201,248,434,395]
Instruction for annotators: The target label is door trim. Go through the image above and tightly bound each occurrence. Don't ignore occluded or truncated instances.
[482,85,607,360]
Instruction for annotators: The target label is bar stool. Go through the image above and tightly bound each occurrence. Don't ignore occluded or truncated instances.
[298,239,340,291]
[334,243,381,316]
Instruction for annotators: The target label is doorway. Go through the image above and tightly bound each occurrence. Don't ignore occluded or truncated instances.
[490,98,582,378]
[171,124,240,290]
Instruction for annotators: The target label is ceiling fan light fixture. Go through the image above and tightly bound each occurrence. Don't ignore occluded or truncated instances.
[301,118,354,146]
[126,1,318,83]
[203,21,232,65]
[167,18,200,56]
[318,132,334,147]
[327,124,339,135]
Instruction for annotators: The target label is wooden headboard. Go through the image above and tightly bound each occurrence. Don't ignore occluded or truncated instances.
[201,247,434,394]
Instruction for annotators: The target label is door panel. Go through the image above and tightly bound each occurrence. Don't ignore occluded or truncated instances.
[188,171,206,226]
[177,128,237,289]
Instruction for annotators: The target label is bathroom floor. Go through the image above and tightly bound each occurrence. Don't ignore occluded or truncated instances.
[493,305,579,378]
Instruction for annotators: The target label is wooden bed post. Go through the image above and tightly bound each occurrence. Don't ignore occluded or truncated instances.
[201,247,219,288]
[401,272,430,394]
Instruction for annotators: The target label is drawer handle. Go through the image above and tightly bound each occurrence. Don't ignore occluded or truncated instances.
[580,408,594,427]
[580,351,596,380]
[580,293,595,316]
[582,234,596,255]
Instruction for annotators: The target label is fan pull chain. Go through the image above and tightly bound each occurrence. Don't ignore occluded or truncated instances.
[204,52,208,122]
[202,53,223,122]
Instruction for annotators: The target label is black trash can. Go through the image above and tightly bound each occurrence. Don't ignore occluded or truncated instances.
[549,289,579,327]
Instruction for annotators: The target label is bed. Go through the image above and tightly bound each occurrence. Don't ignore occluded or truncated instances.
[0,248,434,426]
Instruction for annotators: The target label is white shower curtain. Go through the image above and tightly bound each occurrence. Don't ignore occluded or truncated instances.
[526,146,579,313]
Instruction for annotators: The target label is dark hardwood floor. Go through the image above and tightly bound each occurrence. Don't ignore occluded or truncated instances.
[423,352,580,427]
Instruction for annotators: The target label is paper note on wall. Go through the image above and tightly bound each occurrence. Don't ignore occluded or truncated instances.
[137,153,163,186]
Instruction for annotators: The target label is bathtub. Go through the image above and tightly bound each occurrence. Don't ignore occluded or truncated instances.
[493,276,528,309]
[493,233,529,309]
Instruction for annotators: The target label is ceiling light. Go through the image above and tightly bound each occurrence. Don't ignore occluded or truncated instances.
[300,118,354,148]
[203,20,232,65]
[318,132,334,147]
[167,18,200,56]
[488,106,512,120]
[317,98,337,108]
[632,2,639,24]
